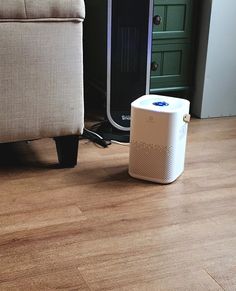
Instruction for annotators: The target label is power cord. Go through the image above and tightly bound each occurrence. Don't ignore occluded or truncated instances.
[82,128,111,148]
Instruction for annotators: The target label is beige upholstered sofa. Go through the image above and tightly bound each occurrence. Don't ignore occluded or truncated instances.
[0,0,85,167]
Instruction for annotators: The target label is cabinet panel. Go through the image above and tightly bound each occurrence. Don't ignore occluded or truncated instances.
[150,43,190,92]
[153,0,193,40]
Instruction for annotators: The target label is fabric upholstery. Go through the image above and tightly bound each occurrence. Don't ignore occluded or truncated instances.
[0,0,85,21]
[0,21,84,143]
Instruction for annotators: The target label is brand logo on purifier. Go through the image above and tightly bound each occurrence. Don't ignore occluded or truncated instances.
[121,115,131,121]
[147,116,155,123]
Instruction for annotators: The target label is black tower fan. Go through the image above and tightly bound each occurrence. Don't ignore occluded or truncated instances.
[84,0,153,140]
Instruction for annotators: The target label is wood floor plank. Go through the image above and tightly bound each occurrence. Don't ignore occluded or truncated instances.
[110,270,223,291]
[206,261,236,291]
[0,117,236,290]
[0,267,90,291]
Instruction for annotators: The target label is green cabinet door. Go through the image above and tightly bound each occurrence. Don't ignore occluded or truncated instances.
[153,0,193,40]
[150,0,194,93]
[150,42,191,92]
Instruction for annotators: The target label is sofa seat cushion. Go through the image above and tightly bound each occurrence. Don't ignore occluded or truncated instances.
[0,0,85,21]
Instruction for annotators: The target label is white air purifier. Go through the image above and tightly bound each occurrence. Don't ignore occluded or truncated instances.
[129,95,190,184]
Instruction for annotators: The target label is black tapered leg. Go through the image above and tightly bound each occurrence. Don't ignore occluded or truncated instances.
[54,135,79,168]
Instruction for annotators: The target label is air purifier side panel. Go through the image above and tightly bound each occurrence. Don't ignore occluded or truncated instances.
[129,110,181,183]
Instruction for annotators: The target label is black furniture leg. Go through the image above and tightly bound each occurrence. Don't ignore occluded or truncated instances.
[54,135,79,168]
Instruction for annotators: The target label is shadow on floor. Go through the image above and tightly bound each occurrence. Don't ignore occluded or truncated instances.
[0,142,57,170]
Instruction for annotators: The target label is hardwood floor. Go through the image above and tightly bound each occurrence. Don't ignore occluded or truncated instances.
[0,117,236,290]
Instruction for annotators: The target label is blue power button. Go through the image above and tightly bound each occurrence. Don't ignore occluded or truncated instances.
[153,101,169,107]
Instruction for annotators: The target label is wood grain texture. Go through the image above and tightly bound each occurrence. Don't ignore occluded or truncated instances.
[0,117,236,290]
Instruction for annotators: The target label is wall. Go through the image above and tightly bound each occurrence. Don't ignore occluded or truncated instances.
[193,0,236,118]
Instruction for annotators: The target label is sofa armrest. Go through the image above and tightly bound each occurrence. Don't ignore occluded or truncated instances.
[0,0,85,21]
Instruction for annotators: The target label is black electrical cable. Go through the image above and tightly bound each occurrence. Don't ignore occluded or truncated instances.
[82,128,111,148]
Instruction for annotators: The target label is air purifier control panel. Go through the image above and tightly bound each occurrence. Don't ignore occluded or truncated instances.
[153,101,169,107]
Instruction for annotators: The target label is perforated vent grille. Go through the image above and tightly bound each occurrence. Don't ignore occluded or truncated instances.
[129,140,176,183]
[118,27,139,73]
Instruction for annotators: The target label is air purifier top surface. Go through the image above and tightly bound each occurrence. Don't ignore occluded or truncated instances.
[132,95,190,113]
